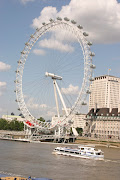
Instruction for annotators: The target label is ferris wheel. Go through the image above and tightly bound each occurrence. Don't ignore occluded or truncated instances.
[14,17,95,131]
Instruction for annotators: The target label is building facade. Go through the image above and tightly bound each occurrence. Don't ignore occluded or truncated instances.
[2,115,25,122]
[84,108,120,141]
[52,113,86,130]
[89,75,120,111]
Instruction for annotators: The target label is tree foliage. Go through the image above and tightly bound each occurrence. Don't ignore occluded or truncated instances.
[76,127,83,136]
[37,117,45,122]
[0,118,24,131]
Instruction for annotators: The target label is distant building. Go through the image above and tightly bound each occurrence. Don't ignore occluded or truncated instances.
[89,75,120,111]
[72,113,86,129]
[2,115,25,122]
[52,113,86,130]
[84,108,120,140]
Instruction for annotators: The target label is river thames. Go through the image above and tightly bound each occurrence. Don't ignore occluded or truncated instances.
[0,140,120,180]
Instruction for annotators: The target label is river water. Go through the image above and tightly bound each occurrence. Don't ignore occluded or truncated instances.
[0,140,120,180]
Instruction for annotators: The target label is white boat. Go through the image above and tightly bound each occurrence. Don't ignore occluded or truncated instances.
[52,145,104,160]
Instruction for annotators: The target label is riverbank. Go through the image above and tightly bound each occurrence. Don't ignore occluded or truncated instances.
[74,137,120,148]
[0,130,120,148]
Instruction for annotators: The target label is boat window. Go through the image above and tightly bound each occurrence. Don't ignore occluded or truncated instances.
[81,148,84,150]
[65,151,69,152]
[75,152,79,154]
[96,152,101,155]
[70,151,74,153]
[60,150,64,152]
[91,152,94,154]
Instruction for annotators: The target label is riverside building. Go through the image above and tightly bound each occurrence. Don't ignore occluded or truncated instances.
[84,108,120,140]
[84,75,120,141]
[89,75,120,111]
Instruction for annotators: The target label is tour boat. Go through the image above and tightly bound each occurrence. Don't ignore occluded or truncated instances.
[53,145,104,160]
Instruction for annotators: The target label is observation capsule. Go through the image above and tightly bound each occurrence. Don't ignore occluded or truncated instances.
[90,64,96,69]
[83,32,89,36]
[49,18,54,22]
[86,90,91,94]
[30,34,34,38]
[64,17,70,21]
[89,77,94,81]
[71,20,76,24]
[17,60,22,64]
[77,25,83,29]
[57,17,62,21]
[14,80,19,83]
[15,70,20,73]
[87,41,92,46]
[21,51,25,55]
[36,28,39,31]
[90,52,95,57]
[81,102,87,105]
[25,42,29,46]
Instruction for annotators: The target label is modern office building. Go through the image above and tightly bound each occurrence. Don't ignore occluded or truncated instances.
[89,75,120,111]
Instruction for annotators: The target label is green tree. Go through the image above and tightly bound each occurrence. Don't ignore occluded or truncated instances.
[76,127,83,136]
[0,118,24,131]
[37,117,45,122]
[0,119,8,130]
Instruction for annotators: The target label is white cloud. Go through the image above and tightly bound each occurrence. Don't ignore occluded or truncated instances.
[33,49,46,56]
[40,104,47,108]
[32,0,120,44]
[0,81,7,96]
[32,6,57,28]
[0,108,4,112]
[39,39,74,52]
[0,62,11,71]
[0,82,6,87]
[26,98,48,110]
[46,111,55,117]
[61,84,79,95]
[20,0,35,5]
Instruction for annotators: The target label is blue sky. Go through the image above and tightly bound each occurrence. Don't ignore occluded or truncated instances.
[0,0,120,119]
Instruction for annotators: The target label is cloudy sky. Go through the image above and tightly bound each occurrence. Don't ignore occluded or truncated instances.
[0,0,120,119]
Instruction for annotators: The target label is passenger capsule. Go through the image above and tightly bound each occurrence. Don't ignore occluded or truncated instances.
[30,34,34,38]
[21,51,25,54]
[77,25,83,29]
[81,102,87,105]
[64,17,70,21]
[36,28,39,31]
[87,41,92,46]
[25,42,29,46]
[89,77,94,81]
[49,18,54,22]
[83,32,89,36]
[68,120,73,124]
[15,70,20,73]
[14,80,19,83]
[17,60,22,64]
[90,64,96,69]
[71,20,76,24]
[57,17,62,21]
[86,90,91,94]
[90,52,95,57]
